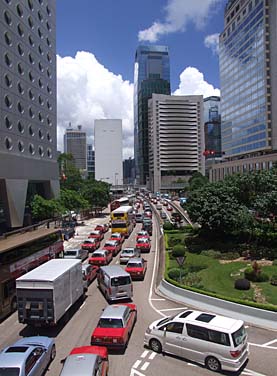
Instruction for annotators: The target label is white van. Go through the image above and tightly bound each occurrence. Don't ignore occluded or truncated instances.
[97,265,133,302]
[144,310,249,372]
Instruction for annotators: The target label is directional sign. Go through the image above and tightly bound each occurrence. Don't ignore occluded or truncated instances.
[176,256,185,266]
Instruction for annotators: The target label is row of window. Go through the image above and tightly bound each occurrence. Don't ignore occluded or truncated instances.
[4,96,53,121]
[4,73,52,96]
[4,53,52,80]
[3,137,52,157]
[4,117,52,140]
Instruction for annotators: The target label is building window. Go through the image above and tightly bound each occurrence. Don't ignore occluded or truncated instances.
[38,95,44,105]
[18,141,24,152]
[5,137,13,150]
[47,148,52,158]
[4,32,12,46]
[38,10,43,22]
[17,43,24,56]
[28,0,34,10]
[38,129,44,139]
[38,78,43,88]
[17,82,24,94]
[29,125,34,136]
[38,28,43,39]
[38,61,44,72]
[5,116,12,129]
[38,112,43,122]
[46,37,51,47]
[38,146,44,156]
[17,102,24,114]
[29,89,34,100]
[29,35,34,47]
[29,71,34,82]
[18,63,24,75]
[38,45,43,55]
[4,10,12,25]
[29,107,34,118]
[18,121,24,133]
[29,53,34,64]
[46,6,51,16]
[5,95,12,108]
[5,53,12,67]
[17,23,24,37]
[28,16,34,29]
[4,74,12,88]
[29,143,35,155]
[47,133,52,142]
[16,4,24,17]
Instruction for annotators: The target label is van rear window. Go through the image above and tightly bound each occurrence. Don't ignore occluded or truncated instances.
[232,325,246,347]
[111,276,131,286]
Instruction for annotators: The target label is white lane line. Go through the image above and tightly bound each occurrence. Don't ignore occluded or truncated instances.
[261,339,277,347]
[187,363,197,367]
[159,307,187,312]
[141,350,149,358]
[132,360,142,369]
[140,362,150,371]
[148,352,156,360]
[130,369,145,376]
[150,298,165,301]
[249,342,277,350]
[148,217,166,317]
[243,369,269,376]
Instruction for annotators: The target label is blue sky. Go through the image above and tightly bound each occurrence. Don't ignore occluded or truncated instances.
[56,0,226,156]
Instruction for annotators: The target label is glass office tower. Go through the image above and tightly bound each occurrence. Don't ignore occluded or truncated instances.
[204,96,222,158]
[134,45,171,185]
[219,0,273,158]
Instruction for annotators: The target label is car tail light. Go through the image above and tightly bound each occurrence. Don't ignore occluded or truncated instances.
[230,350,241,358]
[108,287,112,295]
[91,335,101,343]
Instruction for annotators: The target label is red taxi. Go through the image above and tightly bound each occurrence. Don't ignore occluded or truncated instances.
[167,205,173,211]
[95,224,109,233]
[82,264,99,288]
[91,304,137,350]
[135,237,151,253]
[125,258,147,280]
[103,240,121,256]
[89,230,104,242]
[81,238,100,251]
[136,230,150,240]
[144,210,152,218]
[110,232,124,244]
[60,346,108,376]
[89,250,112,266]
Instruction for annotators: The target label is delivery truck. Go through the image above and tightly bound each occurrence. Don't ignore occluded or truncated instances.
[16,259,84,326]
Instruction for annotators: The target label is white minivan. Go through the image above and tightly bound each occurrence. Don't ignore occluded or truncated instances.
[144,310,249,372]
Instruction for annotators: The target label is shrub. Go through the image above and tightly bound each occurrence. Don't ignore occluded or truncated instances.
[168,268,186,281]
[244,268,269,282]
[168,235,184,248]
[272,259,277,266]
[172,244,186,258]
[183,273,203,289]
[188,264,207,273]
[234,279,251,290]
[257,273,269,282]
[163,221,174,231]
[270,274,277,286]
[220,252,240,260]
[200,250,221,259]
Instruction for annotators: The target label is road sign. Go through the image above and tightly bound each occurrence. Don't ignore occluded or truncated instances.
[176,256,185,266]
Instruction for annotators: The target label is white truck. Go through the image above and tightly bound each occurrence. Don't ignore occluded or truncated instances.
[16,259,84,326]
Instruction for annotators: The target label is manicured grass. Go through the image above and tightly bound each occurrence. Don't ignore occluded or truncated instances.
[165,230,277,308]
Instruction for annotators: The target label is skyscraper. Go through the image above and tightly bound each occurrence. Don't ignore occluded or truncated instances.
[148,94,205,193]
[64,125,87,171]
[134,45,171,186]
[211,0,277,181]
[94,119,123,185]
[87,144,95,178]
[204,96,221,158]
[0,0,58,230]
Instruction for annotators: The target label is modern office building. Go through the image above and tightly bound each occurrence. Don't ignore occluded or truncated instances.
[87,144,95,178]
[204,96,222,158]
[0,0,59,230]
[134,45,171,186]
[94,119,123,185]
[123,158,135,184]
[211,0,277,181]
[64,125,87,172]
[148,94,205,193]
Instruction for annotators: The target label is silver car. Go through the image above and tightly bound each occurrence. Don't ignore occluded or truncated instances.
[119,247,140,264]
[0,336,56,376]
[64,248,88,261]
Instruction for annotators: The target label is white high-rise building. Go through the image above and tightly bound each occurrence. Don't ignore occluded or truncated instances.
[94,120,123,185]
[148,94,205,193]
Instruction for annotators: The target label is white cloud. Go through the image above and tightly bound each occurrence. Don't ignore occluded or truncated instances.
[173,67,220,97]
[204,33,220,55]
[138,0,222,42]
[57,51,134,159]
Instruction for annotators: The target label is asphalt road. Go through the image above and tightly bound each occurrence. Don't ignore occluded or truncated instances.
[0,208,276,376]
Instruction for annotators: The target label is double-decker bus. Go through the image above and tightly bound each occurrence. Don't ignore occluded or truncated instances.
[0,227,63,320]
[110,206,134,238]
[110,197,130,212]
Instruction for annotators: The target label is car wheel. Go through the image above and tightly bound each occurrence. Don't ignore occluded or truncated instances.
[149,338,162,353]
[50,344,56,361]
[205,356,221,372]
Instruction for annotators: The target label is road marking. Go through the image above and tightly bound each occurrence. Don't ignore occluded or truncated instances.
[150,298,165,301]
[148,352,156,360]
[140,362,150,371]
[249,342,277,350]
[243,369,269,376]
[141,350,149,358]
[130,369,145,376]
[79,302,86,309]
[132,360,141,369]
[159,307,187,312]
[261,339,277,347]
[187,363,197,367]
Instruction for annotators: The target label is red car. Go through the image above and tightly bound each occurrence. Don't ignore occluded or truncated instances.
[144,210,152,218]
[89,250,112,266]
[81,238,100,251]
[61,346,108,375]
[110,232,124,244]
[82,264,99,287]
[103,240,121,256]
[89,230,104,242]
[167,206,173,211]
[95,224,109,234]
[136,237,151,253]
[125,258,147,280]
[136,230,150,241]
[91,304,137,350]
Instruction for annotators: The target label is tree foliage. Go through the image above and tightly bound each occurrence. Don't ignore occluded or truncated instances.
[31,194,63,221]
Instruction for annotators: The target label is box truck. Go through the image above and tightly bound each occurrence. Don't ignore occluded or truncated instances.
[16,259,84,326]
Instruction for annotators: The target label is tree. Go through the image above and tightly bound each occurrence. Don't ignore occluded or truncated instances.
[58,153,83,191]
[81,180,110,209]
[188,172,208,192]
[31,195,63,221]
[59,189,89,212]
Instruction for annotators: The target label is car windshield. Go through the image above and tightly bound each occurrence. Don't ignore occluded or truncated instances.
[232,325,247,347]
[84,240,93,244]
[91,252,103,258]
[64,250,77,256]
[137,239,148,244]
[98,318,123,328]
[0,369,20,376]
[111,276,131,286]
[105,242,114,246]
[123,249,134,254]
[127,262,142,268]
[157,316,175,327]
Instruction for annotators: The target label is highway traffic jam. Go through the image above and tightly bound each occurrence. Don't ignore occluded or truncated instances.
[0,195,255,376]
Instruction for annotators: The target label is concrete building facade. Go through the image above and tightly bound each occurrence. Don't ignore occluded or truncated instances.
[94,119,123,186]
[0,0,59,230]
[148,94,205,193]
[211,0,277,181]
[64,125,87,172]
[87,144,95,178]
